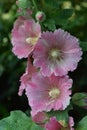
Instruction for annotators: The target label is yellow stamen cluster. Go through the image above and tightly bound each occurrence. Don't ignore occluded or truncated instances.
[49,48,61,60]
[26,37,38,45]
[49,88,60,99]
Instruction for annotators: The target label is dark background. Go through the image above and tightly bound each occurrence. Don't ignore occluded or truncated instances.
[0,0,29,119]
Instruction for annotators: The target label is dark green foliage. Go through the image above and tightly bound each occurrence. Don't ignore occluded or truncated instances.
[18,0,31,9]
[0,0,28,119]
[80,41,87,51]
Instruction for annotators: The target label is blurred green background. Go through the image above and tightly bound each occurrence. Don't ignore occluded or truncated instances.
[0,0,87,121]
[0,0,29,119]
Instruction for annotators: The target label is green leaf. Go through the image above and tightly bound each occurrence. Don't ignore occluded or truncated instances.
[72,93,87,108]
[18,0,31,9]
[44,0,60,9]
[76,116,87,130]
[44,19,56,31]
[55,9,73,26]
[80,41,87,51]
[58,9,73,19]
[0,110,44,130]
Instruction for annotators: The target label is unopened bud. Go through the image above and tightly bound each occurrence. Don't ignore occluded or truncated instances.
[35,11,46,22]
[72,93,87,109]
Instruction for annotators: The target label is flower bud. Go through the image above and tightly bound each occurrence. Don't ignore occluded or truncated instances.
[72,93,87,109]
[35,11,46,22]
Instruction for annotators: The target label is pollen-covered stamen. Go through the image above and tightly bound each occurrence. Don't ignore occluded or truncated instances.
[26,37,38,45]
[49,48,61,60]
[49,88,60,99]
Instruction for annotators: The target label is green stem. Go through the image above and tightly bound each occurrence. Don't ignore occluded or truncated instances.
[32,0,38,11]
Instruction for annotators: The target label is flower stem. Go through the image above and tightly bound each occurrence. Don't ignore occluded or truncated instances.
[32,0,38,11]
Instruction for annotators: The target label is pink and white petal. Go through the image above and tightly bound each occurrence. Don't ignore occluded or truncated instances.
[33,29,82,76]
[45,117,62,130]
[12,44,33,58]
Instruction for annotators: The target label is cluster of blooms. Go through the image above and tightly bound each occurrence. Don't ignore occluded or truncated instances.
[11,3,82,130]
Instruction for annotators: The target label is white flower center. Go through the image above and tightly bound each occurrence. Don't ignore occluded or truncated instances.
[26,37,38,45]
[49,88,60,99]
[49,49,61,59]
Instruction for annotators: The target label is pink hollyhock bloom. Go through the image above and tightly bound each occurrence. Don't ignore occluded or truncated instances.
[18,55,36,96]
[11,17,41,58]
[25,73,72,116]
[45,117,62,130]
[45,116,74,130]
[33,29,82,76]
[32,112,48,127]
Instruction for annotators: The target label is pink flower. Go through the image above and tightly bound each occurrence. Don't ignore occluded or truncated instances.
[32,112,48,127]
[45,117,62,130]
[69,117,74,130]
[33,29,82,76]
[11,17,41,58]
[25,73,72,116]
[18,55,36,96]
[45,116,74,130]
